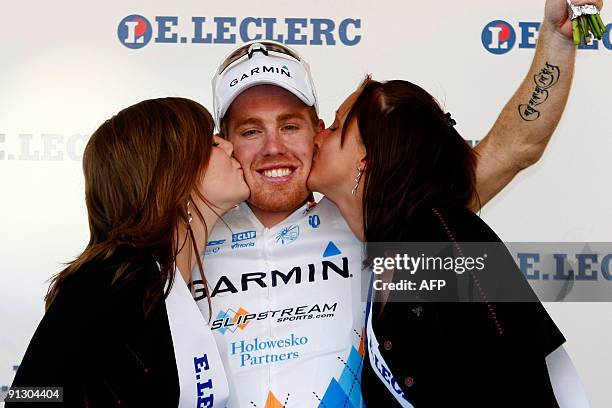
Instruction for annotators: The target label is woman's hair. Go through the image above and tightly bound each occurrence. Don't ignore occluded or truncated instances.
[343,77,478,241]
[45,97,215,316]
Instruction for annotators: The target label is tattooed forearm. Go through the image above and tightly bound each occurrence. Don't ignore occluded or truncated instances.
[518,62,560,121]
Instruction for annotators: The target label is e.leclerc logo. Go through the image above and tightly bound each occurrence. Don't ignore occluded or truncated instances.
[482,20,516,54]
[483,19,612,54]
[117,15,362,49]
[118,15,153,49]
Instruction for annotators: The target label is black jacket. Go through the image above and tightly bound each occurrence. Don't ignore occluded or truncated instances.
[362,203,565,407]
[8,247,179,408]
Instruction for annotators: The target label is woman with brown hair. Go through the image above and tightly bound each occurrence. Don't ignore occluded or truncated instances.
[8,97,249,407]
[307,78,583,407]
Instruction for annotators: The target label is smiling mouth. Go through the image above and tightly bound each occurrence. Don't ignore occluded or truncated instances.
[256,166,297,183]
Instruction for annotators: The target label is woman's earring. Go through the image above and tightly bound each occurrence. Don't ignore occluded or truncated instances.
[187,201,193,224]
[351,167,364,195]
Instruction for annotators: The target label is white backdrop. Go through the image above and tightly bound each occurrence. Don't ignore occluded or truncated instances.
[1,0,611,406]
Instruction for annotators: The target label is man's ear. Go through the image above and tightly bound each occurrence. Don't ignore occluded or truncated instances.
[316,119,325,133]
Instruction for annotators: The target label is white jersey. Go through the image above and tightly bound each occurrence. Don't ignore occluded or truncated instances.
[192,198,366,408]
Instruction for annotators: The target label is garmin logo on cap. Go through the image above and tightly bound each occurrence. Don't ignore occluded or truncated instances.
[229,65,291,87]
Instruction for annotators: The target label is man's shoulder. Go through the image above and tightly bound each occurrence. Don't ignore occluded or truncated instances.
[201,198,359,259]
[208,203,259,243]
[307,197,349,225]
[211,198,348,232]
[216,203,257,228]
[308,196,340,215]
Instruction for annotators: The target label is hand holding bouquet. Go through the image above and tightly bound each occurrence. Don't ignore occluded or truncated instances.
[568,0,607,44]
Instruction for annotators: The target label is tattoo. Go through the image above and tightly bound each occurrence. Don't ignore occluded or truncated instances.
[518,62,560,121]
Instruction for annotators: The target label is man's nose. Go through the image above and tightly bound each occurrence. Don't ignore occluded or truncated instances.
[261,130,287,156]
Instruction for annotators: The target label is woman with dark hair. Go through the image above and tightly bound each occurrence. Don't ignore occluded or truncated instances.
[307,78,581,407]
[8,97,249,407]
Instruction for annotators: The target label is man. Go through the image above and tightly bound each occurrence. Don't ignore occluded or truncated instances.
[193,1,599,406]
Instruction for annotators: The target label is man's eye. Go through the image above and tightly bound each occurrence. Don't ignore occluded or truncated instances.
[282,125,299,132]
[241,129,259,137]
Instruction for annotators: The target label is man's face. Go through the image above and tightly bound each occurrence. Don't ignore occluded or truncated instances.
[224,85,322,213]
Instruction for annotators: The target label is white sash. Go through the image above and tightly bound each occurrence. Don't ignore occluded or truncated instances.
[165,267,230,408]
[365,275,415,408]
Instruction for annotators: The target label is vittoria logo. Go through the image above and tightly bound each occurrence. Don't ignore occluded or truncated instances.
[231,230,256,250]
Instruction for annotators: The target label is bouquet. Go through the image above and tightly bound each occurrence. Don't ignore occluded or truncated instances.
[569,1,607,45]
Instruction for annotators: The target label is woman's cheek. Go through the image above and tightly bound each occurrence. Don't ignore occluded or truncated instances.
[321,137,335,161]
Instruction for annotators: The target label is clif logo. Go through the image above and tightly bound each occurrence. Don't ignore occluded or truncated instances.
[482,19,612,54]
[232,230,256,242]
[117,15,153,49]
